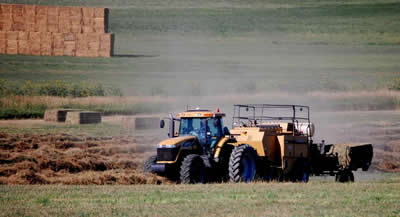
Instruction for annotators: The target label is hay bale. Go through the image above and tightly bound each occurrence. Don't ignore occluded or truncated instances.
[59,7,70,17]
[76,33,88,57]
[44,109,82,122]
[35,5,48,16]
[71,24,82,33]
[0,39,5,54]
[24,5,36,16]
[40,32,52,56]
[35,15,47,32]
[12,4,23,15]
[18,31,28,40]
[47,14,59,33]
[6,40,17,54]
[82,7,94,18]
[29,32,41,55]
[64,41,76,56]
[18,40,29,55]
[94,8,105,18]
[0,31,6,40]
[1,4,12,14]
[70,7,82,17]
[59,17,71,33]
[6,31,18,40]
[66,111,102,124]
[47,6,58,16]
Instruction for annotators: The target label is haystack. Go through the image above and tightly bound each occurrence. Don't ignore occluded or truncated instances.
[44,109,82,122]
[66,111,102,124]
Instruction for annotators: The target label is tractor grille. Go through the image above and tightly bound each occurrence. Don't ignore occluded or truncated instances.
[157,147,179,161]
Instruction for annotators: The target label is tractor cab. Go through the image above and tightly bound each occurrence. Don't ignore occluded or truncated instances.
[176,109,226,153]
[151,108,227,177]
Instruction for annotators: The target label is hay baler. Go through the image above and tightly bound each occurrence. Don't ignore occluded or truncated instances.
[144,104,373,183]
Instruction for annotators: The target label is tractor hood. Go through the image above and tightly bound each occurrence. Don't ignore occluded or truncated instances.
[158,135,197,148]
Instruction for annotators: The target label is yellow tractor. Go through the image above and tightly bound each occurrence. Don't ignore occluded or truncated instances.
[144,104,373,183]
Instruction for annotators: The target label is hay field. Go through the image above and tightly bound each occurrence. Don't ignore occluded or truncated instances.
[1,177,400,217]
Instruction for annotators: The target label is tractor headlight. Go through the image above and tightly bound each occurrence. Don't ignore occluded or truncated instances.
[157,144,177,148]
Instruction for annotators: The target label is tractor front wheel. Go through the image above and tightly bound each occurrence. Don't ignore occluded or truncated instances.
[144,155,157,173]
[180,154,206,184]
[229,144,257,183]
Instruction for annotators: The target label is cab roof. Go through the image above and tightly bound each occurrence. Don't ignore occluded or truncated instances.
[178,109,225,118]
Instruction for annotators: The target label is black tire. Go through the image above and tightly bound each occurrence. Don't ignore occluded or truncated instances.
[292,158,309,182]
[229,144,257,183]
[180,154,205,184]
[144,155,157,173]
[335,170,354,183]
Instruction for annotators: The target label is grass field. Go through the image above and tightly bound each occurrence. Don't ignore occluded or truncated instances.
[1,173,400,217]
[1,0,400,118]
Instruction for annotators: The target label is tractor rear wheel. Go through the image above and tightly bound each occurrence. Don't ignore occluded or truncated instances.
[180,154,205,184]
[144,155,157,173]
[335,170,354,183]
[229,144,257,183]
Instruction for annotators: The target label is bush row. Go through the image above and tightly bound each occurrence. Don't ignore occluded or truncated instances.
[0,80,122,97]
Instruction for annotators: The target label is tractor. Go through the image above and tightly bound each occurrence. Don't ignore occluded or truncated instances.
[144,104,373,183]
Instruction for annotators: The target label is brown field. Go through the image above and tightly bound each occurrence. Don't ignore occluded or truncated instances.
[0,110,399,185]
[0,132,170,184]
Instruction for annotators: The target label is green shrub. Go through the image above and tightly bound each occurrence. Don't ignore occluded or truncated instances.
[0,80,122,97]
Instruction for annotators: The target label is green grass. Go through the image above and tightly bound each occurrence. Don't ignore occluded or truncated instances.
[1,174,400,217]
[0,0,400,97]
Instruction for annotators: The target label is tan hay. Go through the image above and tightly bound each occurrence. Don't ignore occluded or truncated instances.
[52,48,64,56]
[35,15,47,32]
[23,5,36,17]
[0,39,5,53]
[29,32,40,55]
[11,22,25,31]
[64,41,76,56]
[87,32,100,42]
[6,40,18,54]
[63,33,75,41]
[18,31,28,40]
[94,8,105,18]
[0,31,5,40]
[17,40,29,55]
[47,24,59,33]
[44,109,82,122]
[70,7,82,17]
[82,25,93,33]
[6,31,18,40]
[40,32,52,56]
[1,4,12,14]
[52,33,64,48]
[65,111,102,124]
[0,21,12,31]
[71,24,82,33]
[47,15,59,25]
[58,17,71,33]
[82,8,94,18]
[35,5,48,16]
[58,7,70,17]
[47,6,58,16]
[12,4,23,16]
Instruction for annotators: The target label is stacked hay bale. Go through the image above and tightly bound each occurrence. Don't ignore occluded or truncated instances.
[0,3,114,57]
[66,111,102,124]
[44,109,82,122]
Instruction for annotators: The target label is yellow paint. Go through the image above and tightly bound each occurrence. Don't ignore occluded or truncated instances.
[159,135,196,146]
[213,137,229,158]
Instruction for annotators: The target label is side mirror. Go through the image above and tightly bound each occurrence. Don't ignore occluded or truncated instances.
[160,120,165,128]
